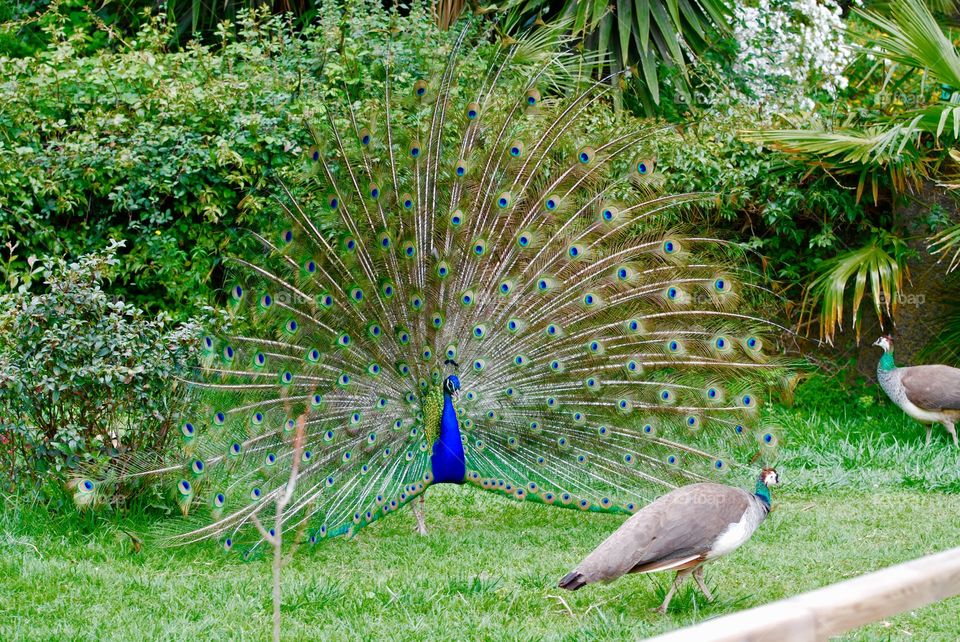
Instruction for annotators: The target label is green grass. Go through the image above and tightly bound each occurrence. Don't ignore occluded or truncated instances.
[2,380,959,641]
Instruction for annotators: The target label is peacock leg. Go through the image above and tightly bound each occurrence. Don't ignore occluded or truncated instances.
[412,494,428,536]
[653,567,694,614]
[945,421,958,447]
[692,565,714,602]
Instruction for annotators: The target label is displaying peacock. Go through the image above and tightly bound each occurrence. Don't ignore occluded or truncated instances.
[74,22,787,553]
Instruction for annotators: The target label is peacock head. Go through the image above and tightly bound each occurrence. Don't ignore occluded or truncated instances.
[872,335,893,353]
[759,467,779,486]
[444,375,461,398]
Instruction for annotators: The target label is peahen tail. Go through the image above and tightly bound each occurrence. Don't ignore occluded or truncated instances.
[74,21,788,551]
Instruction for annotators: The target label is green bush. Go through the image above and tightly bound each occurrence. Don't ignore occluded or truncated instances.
[0,9,319,315]
[0,241,202,491]
[649,104,871,288]
[0,3,494,316]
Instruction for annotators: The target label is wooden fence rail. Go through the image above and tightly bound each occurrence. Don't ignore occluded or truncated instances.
[646,546,960,641]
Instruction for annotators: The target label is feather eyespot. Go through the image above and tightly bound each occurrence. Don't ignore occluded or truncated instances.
[636,159,654,175]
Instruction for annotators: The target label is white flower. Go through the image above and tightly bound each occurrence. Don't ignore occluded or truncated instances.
[731,0,853,116]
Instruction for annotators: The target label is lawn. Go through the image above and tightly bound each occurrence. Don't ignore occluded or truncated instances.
[3,380,960,641]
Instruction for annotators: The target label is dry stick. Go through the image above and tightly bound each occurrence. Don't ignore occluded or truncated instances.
[250,414,307,642]
[412,494,428,535]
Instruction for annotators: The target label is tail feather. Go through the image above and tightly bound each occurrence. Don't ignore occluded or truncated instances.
[72,19,789,551]
[558,571,587,591]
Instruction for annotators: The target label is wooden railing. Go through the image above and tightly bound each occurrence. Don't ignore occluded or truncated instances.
[647,546,960,641]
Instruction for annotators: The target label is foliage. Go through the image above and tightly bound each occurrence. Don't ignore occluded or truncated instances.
[0,2,487,316]
[918,272,960,365]
[503,0,732,111]
[744,0,960,204]
[0,0,319,56]
[859,0,960,88]
[0,0,115,57]
[0,9,309,313]
[730,0,852,114]
[732,0,960,340]
[799,234,906,344]
[653,105,870,288]
[0,241,202,490]
[929,219,960,272]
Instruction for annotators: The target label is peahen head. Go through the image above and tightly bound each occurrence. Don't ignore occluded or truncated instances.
[872,335,893,353]
[873,335,896,371]
[759,467,780,486]
[444,375,461,398]
[755,467,779,507]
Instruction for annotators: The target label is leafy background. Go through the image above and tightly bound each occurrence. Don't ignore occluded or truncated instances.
[2,1,960,639]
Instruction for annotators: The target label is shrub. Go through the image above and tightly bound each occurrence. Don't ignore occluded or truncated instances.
[0,241,202,491]
[0,3,489,317]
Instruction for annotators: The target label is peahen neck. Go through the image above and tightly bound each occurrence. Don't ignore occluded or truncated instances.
[754,479,772,509]
[430,392,466,484]
[878,351,896,372]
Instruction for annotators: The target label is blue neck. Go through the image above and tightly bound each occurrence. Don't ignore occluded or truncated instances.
[754,479,771,510]
[430,392,466,484]
[879,352,895,371]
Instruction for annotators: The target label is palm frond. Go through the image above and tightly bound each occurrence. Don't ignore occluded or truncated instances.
[929,221,960,272]
[433,0,468,30]
[502,0,732,109]
[800,237,907,344]
[855,0,960,89]
[741,122,930,202]
[919,292,960,366]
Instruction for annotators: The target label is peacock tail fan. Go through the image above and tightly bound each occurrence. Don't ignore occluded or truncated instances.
[73,19,790,552]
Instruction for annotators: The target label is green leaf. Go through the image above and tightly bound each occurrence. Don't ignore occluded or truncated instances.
[617,0,633,65]
[635,0,650,53]
[801,237,906,344]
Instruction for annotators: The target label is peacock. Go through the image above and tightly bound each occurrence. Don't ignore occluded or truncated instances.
[74,22,787,554]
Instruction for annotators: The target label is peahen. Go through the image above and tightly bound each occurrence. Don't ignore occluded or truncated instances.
[873,335,960,446]
[558,468,779,613]
[74,24,786,552]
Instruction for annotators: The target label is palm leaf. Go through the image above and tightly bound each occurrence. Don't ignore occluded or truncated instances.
[800,237,907,344]
[741,122,930,203]
[919,292,960,366]
[854,0,960,89]
[929,221,960,272]
[503,0,731,109]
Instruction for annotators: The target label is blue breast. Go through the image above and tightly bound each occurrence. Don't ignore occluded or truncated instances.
[430,393,465,484]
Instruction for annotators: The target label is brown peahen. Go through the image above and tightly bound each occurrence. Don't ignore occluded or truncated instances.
[874,335,960,446]
[559,468,779,613]
[73,22,787,554]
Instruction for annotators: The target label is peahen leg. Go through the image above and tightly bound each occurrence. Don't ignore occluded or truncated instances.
[945,421,958,447]
[654,568,695,614]
[692,565,714,602]
[926,425,932,446]
[412,494,428,536]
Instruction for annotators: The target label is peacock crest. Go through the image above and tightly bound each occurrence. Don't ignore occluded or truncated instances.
[74,21,788,552]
